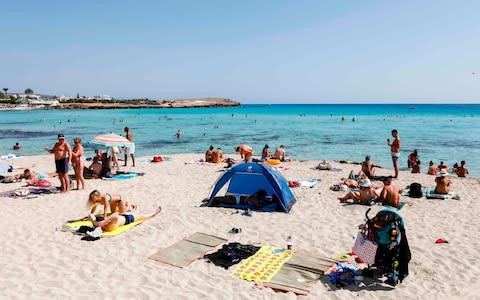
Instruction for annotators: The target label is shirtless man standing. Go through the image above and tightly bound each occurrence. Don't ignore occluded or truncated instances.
[435,169,452,194]
[45,134,72,193]
[379,177,402,208]
[387,129,400,179]
[235,144,253,162]
[124,127,135,167]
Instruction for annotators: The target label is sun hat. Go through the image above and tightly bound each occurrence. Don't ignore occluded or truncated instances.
[57,134,65,139]
[359,178,372,188]
[437,169,449,177]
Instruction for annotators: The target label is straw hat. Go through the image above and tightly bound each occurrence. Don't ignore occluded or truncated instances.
[437,169,449,177]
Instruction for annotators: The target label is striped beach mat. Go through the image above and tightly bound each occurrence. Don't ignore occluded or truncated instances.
[149,232,227,268]
[266,252,333,295]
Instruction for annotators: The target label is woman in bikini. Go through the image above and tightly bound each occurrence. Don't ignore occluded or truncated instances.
[71,137,85,190]
[88,206,162,232]
[86,190,137,219]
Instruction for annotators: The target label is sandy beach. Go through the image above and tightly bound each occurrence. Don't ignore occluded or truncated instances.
[1,153,479,299]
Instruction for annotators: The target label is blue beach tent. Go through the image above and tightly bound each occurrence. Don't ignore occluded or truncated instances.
[206,163,296,212]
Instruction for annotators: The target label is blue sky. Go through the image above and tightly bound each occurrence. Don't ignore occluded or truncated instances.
[1,0,479,103]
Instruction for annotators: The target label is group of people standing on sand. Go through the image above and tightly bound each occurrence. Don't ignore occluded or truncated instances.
[41,127,135,193]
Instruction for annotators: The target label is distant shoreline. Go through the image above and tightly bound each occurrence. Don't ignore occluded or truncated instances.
[0,98,240,110]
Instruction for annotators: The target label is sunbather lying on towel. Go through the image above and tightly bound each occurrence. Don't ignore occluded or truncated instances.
[87,190,138,219]
[88,206,162,232]
[5,169,53,187]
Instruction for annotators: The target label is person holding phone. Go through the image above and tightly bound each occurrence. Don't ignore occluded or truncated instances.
[387,129,400,179]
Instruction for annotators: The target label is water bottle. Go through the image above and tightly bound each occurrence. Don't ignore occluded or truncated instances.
[286,236,292,250]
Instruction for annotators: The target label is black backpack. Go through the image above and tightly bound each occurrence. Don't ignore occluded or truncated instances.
[408,183,423,198]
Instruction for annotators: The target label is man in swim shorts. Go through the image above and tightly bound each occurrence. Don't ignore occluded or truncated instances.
[124,127,135,167]
[387,129,400,179]
[45,134,72,193]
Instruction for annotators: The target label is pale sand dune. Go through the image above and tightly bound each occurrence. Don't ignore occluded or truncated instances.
[1,153,479,299]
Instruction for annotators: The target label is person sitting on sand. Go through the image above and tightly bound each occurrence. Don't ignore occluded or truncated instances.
[407,149,418,168]
[378,177,402,208]
[427,161,437,175]
[84,157,102,178]
[455,160,469,178]
[87,190,138,219]
[88,206,161,232]
[435,169,452,194]
[235,144,253,163]
[261,144,271,160]
[212,147,224,163]
[411,160,421,173]
[101,152,112,177]
[361,155,375,177]
[273,145,291,162]
[205,145,214,162]
[338,178,378,205]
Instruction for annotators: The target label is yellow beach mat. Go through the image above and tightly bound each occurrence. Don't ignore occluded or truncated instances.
[149,232,227,268]
[232,246,294,283]
[63,219,143,237]
[266,252,333,295]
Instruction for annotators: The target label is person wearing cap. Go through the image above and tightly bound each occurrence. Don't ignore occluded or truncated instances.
[261,144,271,160]
[124,127,135,167]
[435,169,452,194]
[235,144,253,163]
[45,134,72,193]
[338,178,378,205]
[205,145,214,162]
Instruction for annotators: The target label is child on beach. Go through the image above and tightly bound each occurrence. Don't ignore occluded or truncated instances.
[87,190,137,219]
[71,137,85,190]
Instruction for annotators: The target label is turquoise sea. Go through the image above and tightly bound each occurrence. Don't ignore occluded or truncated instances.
[1,104,479,176]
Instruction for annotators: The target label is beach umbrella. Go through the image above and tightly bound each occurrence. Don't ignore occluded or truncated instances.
[89,133,134,148]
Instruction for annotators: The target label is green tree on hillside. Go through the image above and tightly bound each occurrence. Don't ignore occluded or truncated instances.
[24,88,34,95]
[2,88,7,96]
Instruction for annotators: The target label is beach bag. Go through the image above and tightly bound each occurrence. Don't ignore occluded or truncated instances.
[352,231,378,264]
[409,183,423,198]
